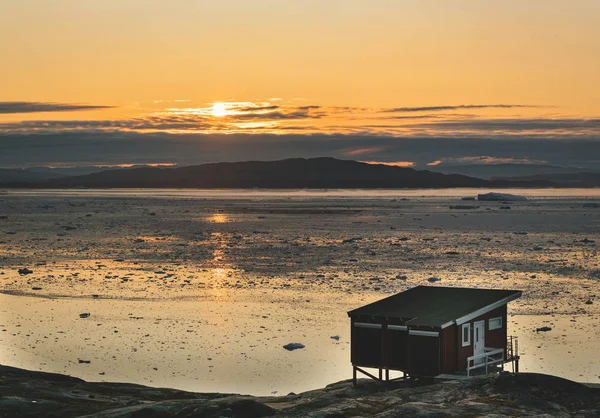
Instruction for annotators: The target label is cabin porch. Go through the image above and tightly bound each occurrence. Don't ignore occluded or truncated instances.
[437,335,520,380]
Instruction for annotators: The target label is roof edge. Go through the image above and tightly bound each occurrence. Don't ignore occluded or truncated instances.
[453,291,522,327]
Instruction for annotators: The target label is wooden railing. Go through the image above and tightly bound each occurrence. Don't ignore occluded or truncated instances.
[466,336,520,376]
[466,347,505,376]
[506,335,520,373]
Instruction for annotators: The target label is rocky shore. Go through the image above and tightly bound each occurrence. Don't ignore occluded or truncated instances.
[1,365,598,417]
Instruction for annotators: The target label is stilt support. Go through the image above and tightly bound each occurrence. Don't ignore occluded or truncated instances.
[353,366,409,384]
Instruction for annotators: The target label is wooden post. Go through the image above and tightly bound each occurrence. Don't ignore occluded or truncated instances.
[385,368,389,382]
[515,357,519,373]
[406,326,411,377]
[353,366,357,386]
[381,323,388,382]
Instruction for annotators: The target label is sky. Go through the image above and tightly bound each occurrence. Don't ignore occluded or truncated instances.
[1,0,599,169]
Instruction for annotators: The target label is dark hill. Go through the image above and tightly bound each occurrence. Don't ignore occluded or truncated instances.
[9,158,553,189]
[494,172,600,187]
[432,163,597,180]
[0,168,65,183]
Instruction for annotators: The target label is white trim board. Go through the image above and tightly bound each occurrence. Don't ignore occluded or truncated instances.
[388,325,408,331]
[409,330,439,337]
[354,323,408,331]
[354,322,382,329]
[452,292,521,327]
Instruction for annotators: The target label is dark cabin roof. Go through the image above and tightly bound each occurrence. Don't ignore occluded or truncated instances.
[348,286,521,328]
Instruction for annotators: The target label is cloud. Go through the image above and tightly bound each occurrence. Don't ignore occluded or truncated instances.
[6,100,588,139]
[2,132,599,170]
[0,105,329,133]
[235,105,326,120]
[0,114,220,132]
[413,118,600,131]
[344,146,388,156]
[216,104,325,121]
[2,111,600,140]
[231,105,281,113]
[0,101,115,114]
[230,111,325,120]
[384,115,443,120]
[432,156,549,166]
[381,104,539,113]
[2,100,600,172]
[380,113,478,121]
[361,161,415,167]
[404,118,600,139]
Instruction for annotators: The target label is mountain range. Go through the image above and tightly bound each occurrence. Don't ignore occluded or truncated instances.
[0,158,561,189]
[430,163,599,180]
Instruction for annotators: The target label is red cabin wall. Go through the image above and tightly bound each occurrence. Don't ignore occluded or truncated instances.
[455,305,507,372]
[440,325,458,373]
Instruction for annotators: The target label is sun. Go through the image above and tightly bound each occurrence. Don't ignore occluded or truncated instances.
[211,102,227,117]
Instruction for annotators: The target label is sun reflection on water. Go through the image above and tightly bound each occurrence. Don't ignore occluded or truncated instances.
[208,213,229,223]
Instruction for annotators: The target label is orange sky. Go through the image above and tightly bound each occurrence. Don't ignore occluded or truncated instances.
[1,1,599,115]
[1,1,599,168]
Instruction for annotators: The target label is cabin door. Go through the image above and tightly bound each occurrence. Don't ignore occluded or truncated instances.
[473,320,485,364]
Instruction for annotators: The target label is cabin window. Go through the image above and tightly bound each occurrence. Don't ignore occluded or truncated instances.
[461,323,471,347]
[489,317,502,330]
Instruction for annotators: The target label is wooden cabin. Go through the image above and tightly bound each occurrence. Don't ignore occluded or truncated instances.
[348,285,521,382]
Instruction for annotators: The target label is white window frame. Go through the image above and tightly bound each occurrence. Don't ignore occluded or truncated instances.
[489,317,502,331]
[462,323,471,347]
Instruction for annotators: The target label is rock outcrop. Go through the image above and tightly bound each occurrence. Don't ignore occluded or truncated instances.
[0,365,598,417]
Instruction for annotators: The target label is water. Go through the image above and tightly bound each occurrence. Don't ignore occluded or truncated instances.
[5,187,600,199]
[1,189,599,394]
